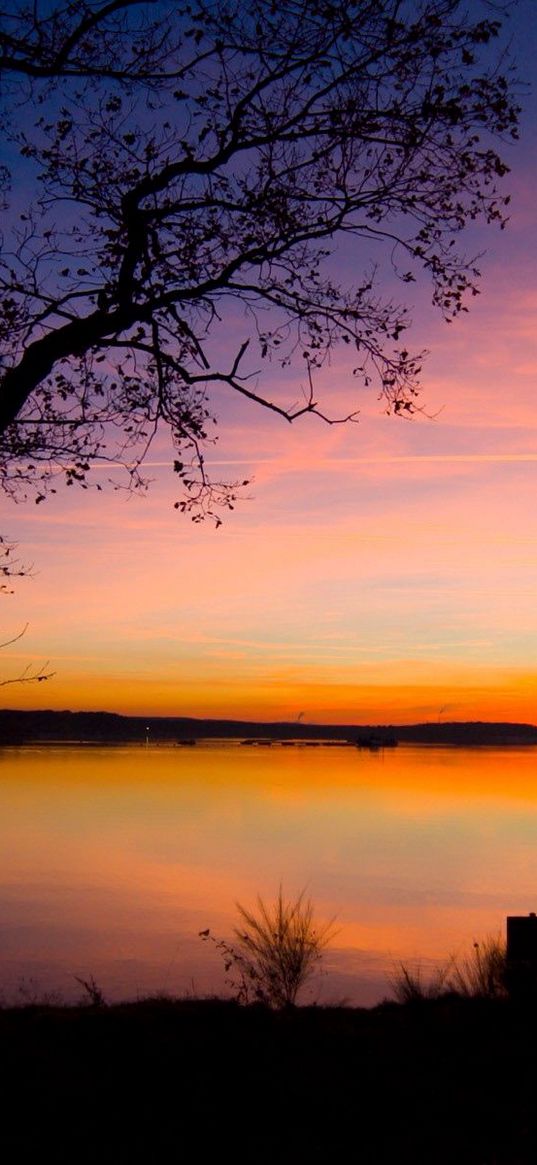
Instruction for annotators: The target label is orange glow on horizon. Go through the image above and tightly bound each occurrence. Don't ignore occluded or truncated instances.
[2,665,537,725]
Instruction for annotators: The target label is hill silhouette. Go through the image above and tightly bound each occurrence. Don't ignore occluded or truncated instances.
[1,709,536,746]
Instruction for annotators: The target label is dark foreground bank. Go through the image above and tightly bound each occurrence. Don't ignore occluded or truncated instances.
[2,995,536,1163]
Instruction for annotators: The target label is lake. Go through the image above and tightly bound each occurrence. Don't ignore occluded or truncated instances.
[1,741,536,1006]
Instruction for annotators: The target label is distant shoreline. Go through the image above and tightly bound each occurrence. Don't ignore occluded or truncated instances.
[1,709,537,747]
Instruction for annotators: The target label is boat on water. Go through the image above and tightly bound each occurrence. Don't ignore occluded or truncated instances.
[355,734,398,750]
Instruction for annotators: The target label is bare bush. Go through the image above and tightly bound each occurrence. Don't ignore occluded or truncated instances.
[201,888,336,1008]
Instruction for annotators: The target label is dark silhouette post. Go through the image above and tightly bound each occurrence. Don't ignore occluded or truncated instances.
[506,913,537,998]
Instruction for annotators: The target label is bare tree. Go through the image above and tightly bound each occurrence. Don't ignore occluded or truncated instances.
[0,1,520,522]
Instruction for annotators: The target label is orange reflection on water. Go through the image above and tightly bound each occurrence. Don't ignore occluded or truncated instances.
[1,742,537,1006]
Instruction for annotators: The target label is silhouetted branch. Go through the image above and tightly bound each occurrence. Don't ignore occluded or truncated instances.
[0,1,520,520]
[0,539,54,684]
[0,659,55,687]
[0,536,32,593]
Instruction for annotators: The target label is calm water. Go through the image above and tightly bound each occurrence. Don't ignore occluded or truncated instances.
[1,742,537,1006]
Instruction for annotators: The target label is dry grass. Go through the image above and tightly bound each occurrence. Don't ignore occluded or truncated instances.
[390,933,508,1003]
[447,934,507,998]
[388,960,453,1004]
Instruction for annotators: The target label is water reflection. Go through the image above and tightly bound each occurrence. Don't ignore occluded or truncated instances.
[1,742,537,1005]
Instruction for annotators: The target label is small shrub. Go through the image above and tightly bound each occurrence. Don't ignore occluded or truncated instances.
[200,887,336,1008]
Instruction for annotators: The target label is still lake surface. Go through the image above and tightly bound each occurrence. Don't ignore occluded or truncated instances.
[1,741,536,1006]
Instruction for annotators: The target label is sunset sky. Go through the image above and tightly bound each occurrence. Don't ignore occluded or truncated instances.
[2,0,537,726]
